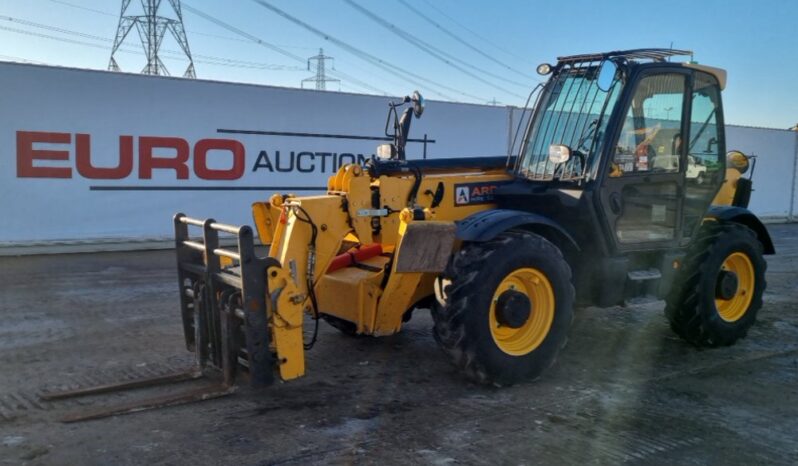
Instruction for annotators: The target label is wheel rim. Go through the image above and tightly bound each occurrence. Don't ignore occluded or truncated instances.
[489,267,555,356]
[714,252,755,322]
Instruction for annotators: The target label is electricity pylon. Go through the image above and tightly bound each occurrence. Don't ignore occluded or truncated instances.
[109,0,196,78]
[302,48,340,90]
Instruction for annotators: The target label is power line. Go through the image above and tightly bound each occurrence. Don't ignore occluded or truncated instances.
[181,4,305,62]
[47,0,117,17]
[247,0,486,102]
[0,14,110,42]
[0,16,304,72]
[0,29,303,73]
[181,2,391,95]
[396,0,534,81]
[249,0,478,100]
[190,29,315,50]
[109,0,196,78]
[38,0,483,99]
[45,0,315,50]
[39,0,517,100]
[331,56,413,94]
[0,24,118,52]
[417,0,529,62]
[343,0,525,98]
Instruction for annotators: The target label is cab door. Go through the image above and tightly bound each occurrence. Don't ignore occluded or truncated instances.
[599,70,689,251]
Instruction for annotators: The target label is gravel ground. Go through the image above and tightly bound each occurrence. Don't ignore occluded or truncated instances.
[0,224,796,465]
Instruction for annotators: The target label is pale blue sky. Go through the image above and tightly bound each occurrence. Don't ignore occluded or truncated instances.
[0,0,795,128]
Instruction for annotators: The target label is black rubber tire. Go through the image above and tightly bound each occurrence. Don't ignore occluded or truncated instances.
[432,231,575,386]
[665,222,767,347]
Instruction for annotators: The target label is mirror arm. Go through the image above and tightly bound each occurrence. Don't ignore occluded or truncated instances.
[397,108,413,160]
[379,92,423,161]
[385,104,399,138]
[706,136,718,153]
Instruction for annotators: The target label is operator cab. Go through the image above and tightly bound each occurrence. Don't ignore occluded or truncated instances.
[500,49,736,304]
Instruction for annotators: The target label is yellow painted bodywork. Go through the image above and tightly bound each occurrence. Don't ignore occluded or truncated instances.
[316,255,388,334]
[250,163,513,379]
[682,63,727,90]
[711,168,742,206]
[252,152,750,380]
[265,265,305,380]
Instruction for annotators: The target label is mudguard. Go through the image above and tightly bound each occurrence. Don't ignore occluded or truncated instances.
[706,206,775,254]
[455,209,579,251]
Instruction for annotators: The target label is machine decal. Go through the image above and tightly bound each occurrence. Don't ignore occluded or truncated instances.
[454,181,512,206]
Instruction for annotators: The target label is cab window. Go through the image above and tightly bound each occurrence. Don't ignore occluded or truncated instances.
[681,72,724,236]
[687,73,723,184]
[611,73,686,176]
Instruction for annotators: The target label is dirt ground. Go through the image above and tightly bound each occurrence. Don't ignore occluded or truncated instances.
[0,224,796,465]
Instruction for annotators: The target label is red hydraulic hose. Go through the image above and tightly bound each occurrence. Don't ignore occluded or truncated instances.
[327,244,383,273]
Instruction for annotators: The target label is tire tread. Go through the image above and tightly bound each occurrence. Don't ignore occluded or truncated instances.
[432,231,574,386]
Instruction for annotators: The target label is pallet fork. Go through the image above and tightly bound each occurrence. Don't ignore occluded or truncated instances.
[40,214,275,422]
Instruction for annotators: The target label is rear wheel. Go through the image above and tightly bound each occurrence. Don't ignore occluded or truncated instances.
[432,231,574,386]
[665,222,766,346]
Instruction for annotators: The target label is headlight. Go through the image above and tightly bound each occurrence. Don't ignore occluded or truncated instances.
[548,144,571,164]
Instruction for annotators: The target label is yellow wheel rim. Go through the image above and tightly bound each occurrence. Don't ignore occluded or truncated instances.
[715,252,755,322]
[489,267,555,356]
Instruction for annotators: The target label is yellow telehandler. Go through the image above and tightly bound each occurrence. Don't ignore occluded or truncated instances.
[45,49,773,421]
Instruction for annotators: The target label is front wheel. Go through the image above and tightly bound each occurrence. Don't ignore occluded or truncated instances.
[432,231,574,386]
[665,222,767,346]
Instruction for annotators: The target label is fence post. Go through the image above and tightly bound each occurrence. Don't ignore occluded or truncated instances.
[791,131,798,221]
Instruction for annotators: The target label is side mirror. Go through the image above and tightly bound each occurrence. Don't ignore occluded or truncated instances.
[706,137,718,154]
[727,150,750,174]
[548,144,571,164]
[412,90,425,118]
[596,60,617,92]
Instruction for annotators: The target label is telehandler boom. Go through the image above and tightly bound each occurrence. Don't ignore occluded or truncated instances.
[43,49,774,420]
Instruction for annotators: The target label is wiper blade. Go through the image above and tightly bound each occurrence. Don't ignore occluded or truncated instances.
[576,118,598,151]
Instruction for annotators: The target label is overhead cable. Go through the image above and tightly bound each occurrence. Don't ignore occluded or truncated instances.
[344,0,525,99]
[397,0,535,81]
[0,21,303,72]
[417,0,529,62]
[182,2,390,95]
[247,0,488,102]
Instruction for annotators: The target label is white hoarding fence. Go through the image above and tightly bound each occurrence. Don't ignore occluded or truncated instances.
[0,63,512,251]
[1,62,796,254]
[726,125,798,220]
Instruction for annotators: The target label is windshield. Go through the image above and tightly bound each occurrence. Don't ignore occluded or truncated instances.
[517,62,622,182]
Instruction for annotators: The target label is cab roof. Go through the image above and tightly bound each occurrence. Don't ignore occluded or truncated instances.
[557,48,693,63]
[555,48,727,90]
